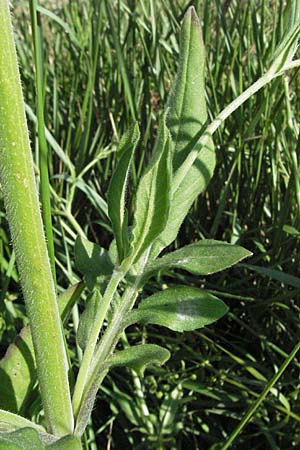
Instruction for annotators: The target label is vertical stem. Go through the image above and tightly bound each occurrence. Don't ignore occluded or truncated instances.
[29,0,56,285]
[0,0,73,435]
[72,267,127,418]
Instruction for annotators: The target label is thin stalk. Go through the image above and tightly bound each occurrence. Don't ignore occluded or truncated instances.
[74,250,151,436]
[173,59,300,194]
[72,262,131,418]
[75,281,141,436]
[220,341,300,450]
[0,0,73,435]
[29,0,56,285]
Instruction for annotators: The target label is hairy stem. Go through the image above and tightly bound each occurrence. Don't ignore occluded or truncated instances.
[74,249,151,435]
[0,0,73,435]
[72,263,130,418]
[173,59,300,193]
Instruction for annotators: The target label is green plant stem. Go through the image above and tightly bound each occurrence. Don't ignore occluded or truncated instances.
[220,341,300,450]
[173,59,300,194]
[74,250,151,436]
[29,0,56,285]
[72,263,130,418]
[74,282,141,436]
[0,0,73,435]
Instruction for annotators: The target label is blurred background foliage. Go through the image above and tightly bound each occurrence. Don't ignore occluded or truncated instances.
[1,0,300,448]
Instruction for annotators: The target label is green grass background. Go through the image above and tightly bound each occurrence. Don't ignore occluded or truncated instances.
[1,0,300,448]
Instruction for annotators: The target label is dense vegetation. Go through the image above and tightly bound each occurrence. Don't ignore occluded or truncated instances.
[1,1,300,449]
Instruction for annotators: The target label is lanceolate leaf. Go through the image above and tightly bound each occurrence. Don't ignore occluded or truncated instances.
[107,123,140,262]
[126,287,228,332]
[167,6,208,170]
[151,7,215,257]
[130,119,172,262]
[146,240,252,276]
[108,344,170,376]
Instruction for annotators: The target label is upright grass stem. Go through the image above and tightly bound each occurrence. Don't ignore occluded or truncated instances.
[29,0,56,285]
[0,0,73,435]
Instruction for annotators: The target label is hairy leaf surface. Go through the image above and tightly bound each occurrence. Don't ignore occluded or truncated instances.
[107,123,140,262]
[108,344,170,376]
[126,286,228,332]
[130,119,172,262]
[0,428,45,450]
[152,7,215,257]
[146,240,252,276]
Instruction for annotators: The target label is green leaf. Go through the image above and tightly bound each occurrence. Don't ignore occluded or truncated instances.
[108,344,170,376]
[0,284,83,414]
[126,287,228,332]
[167,6,208,171]
[151,7,215,257]
[242,264,300,288]
[107,123,140,262]
[75,236,113,288]
[269,0,300,73]
[0,410,45,436]
[47,435,82,450]
[107,382,141,427]
[146,240,252,276]
[0,428,45,450]
[77,289,102,351]
[130,119,172,262]
[0,327,35,414]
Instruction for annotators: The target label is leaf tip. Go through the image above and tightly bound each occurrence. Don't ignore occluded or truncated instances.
[185,6,200,26]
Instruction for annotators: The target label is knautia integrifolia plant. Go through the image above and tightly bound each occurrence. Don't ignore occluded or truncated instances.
[0,1,300,448]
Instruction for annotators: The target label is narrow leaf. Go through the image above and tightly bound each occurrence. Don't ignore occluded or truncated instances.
[146,240,252,276]
[152,7,215,257]
[126,287,228,332]
[77,289,102,351]
[108,344,170,376]
[107,123,140,262]
[242,264,300,288]
[130,119,172,262]
[167,6,208,170]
